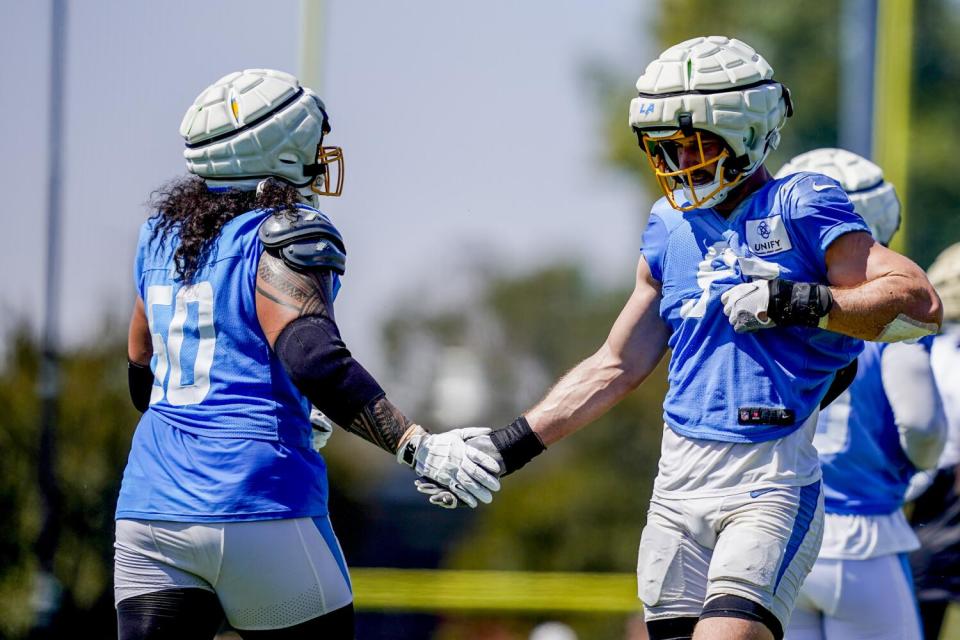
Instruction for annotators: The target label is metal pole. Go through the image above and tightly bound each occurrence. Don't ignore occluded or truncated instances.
[31,0,67,634]
[300,0,327,92]
[839,0,877,158]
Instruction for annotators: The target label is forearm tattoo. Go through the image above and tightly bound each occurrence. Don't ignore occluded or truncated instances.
[345,396,413,454]
[256,252,330,316]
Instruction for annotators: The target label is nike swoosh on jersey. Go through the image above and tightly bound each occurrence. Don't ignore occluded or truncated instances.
[811,183,837,192]
[749,488,778,499]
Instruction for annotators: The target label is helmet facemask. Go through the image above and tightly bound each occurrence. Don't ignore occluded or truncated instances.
[302,100,343,198]
[304,143,344,197]
[640,129,745,211]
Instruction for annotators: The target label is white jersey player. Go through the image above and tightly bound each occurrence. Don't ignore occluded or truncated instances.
[776,149,947,640]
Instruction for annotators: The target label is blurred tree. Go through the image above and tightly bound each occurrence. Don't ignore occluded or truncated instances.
[0,323,135,638]
[909,1,960,267]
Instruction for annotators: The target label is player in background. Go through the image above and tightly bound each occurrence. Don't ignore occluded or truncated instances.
[772,149,946,640]
[115,69,500,640]
[908,242,960,640]
[418,37,942,640]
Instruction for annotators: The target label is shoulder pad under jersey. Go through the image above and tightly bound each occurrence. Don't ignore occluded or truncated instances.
[258,207,346,274]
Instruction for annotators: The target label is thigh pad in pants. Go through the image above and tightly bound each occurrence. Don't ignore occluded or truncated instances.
[637,514,710,620]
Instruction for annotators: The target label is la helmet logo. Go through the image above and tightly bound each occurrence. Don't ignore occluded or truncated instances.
[757,221,771,240]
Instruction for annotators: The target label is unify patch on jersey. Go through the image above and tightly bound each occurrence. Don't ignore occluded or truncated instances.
[745,215,793,257]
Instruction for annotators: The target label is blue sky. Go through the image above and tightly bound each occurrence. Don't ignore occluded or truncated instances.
[1,0,654,370]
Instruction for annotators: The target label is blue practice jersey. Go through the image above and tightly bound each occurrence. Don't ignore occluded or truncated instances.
[116,206,333,522]
[817,341,927,515]
[641,172,869,443]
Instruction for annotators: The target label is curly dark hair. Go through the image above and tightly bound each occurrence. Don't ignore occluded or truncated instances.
[148,176,303,283]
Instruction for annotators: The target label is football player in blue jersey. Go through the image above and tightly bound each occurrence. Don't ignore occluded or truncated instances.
[771,149,946,640]
[115,69,501,640]
[908,242,960,640]
[418,37,942,640]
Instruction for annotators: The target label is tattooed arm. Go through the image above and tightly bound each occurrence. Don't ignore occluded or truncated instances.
[256,251,412,455]
[256,249,501,506]
[255,250,335,340]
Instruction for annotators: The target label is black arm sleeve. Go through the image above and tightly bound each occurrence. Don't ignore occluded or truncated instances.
[128,360,154,413]
[274,313,385,428]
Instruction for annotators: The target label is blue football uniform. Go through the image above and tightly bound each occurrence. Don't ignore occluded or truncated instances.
[816,340,928,516]
[789,339,938,640]
[640,172,869,443]
[116,205,334,522]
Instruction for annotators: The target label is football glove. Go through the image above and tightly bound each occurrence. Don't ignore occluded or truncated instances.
[414,477,460,509]
[396,426,501,508]
[415,417,545,510]
[309,407,335,450]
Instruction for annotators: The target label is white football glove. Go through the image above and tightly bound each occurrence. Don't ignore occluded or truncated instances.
[397,427,502,508]
[309,407,335,450]
[905,469,936,503]
[414,477,460,509]
[415,431,506,509]
[721,280,775,333]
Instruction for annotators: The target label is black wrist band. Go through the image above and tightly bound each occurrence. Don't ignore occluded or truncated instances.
[767,278,833,328]
[489,416,546,476]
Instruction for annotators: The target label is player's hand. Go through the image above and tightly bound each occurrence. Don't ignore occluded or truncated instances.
[721,280,775,333]
[309,407,335,450]
[414,431,507,509]
[414,477,460,509]
[723,278,833,331]
[397,427,502,508]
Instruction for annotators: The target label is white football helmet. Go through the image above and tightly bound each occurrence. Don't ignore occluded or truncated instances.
[776,148,900,245]
[927,242,960,323]
[629,36,792,211]
[180,69,343,200]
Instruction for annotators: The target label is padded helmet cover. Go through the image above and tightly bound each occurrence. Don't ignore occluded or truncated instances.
[180,69,330,190]
[629,36,791,179]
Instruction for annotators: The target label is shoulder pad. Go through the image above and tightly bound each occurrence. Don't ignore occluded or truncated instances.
[258,207,346,274]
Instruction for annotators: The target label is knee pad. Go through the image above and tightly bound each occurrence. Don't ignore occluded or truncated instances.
[700,594,783,640]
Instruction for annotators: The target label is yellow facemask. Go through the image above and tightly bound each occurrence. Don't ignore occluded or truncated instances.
[640,130,745,211]
[309,145,345,197]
